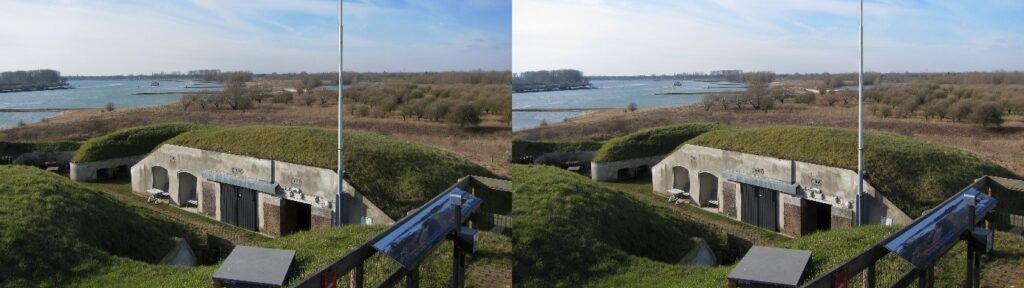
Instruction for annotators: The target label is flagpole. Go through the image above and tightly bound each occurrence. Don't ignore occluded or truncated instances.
[856,0,865,227]
[335,0,345,227]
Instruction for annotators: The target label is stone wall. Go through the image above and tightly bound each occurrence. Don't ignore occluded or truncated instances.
[652,144,912,236]
[131,144,394,237]
[591,154,667,182]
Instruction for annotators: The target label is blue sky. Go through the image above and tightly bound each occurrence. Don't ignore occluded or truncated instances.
[0,0,511,75]
[514,0,1024,75]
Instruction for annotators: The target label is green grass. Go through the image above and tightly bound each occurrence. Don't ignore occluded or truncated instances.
[0,165,205,287]
[72,123,203,163]
[164,126,497,220]
[511,139,603,159]
[592,123,723,163]
[513,164,1024,287]
[513,164,724,287]
[1,166,510,287]
[686,126,1017,217]
[0,140,80,155]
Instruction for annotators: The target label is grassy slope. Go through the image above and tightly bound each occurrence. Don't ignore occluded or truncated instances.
[592,123,723,163]
[511,139,604,159]
[72,123,203,163]
[0,140,80,155]
[513,165,723,287]
[163,126,496,220]
[514,164,1024,287]
[686,126,1016,217]
[0,166,204,287]
[1,166,509,287]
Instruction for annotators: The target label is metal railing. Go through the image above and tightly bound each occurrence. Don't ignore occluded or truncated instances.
[294,179,479,288]
[799,176,999,288]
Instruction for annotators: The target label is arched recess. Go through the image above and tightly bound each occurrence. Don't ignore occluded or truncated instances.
[152,166,169,192]
[672,166,690,192]
[698,172,719,206]
[178,172,198,207]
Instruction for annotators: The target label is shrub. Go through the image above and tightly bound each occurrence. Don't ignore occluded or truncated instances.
[0,141,80,155]
[969,102,1003,127]
[794,92,816,104]
[447,103,481,127]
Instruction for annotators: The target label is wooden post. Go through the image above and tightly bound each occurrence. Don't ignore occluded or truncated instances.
[863,263,875,288]
[351,262,363,288]
[406,267,419,288]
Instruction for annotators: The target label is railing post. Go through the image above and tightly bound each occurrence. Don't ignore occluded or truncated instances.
[351,262,364,288]
[451,193,465,288]
[965,193,977,288]
[406,267,419,288]
[863,263,875,288]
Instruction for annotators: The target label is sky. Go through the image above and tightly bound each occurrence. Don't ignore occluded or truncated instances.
[513,0,1024,75]
[0,0,511,75]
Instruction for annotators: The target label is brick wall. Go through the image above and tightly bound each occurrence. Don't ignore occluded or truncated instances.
[722,181,738,218]
[202,181,217,217]
[783,202,802,236]
[311,207,333,229]
[263,203,281,237]
[831,208,854,229]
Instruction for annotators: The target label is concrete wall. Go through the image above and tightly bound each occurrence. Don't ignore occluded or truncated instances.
[591,154,667,182]
[131,144,393,237]
[71,155,146,182]
[652,144,911,236]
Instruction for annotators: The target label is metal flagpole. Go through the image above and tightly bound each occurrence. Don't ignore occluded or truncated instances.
[856,0,865,227]
[335,0,345,227]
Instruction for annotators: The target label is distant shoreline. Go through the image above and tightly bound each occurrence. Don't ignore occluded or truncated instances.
[0,108,87,112]
[512,108,615,112]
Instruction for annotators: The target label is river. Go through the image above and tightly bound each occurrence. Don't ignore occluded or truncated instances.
[0,79,221,129]
[512,79,745,131]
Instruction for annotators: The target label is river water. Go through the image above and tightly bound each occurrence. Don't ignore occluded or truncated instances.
[0,79,220,129]
[512,79,745,131]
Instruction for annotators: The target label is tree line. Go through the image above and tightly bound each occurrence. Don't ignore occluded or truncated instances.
[0,69,65,89]
[345,83,511,127]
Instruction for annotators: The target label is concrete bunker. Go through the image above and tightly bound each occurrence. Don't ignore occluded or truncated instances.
[178,172,198,207]
[96,168,112,181]
[635,165,651,179]
[616,168,632,181]
[113,165,130,178]
[280,199,312,236]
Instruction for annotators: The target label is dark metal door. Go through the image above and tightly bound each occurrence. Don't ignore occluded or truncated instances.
[237,187,258,231]
[218,184,259,232]
[220,184,238,226]
[740,184,779,232]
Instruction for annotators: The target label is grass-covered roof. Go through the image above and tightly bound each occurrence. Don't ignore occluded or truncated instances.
[0,165,510,287]
[592,123,724,163]
[685,126,1017,218]
[0,140,80,155]
[72,123,203,163]
[163,126,496,219]
[510,139,604,159]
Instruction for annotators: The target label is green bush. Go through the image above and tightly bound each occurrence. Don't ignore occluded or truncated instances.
[72,123,204,163]
[165,126,496,219]
[686,126,1016,217]
[510,139,604,160]
[592,123,724,163]
[0,140,80,155]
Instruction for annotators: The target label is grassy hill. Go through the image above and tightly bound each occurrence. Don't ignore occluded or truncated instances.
[0,165,204,286]
[592,123,723,163]
[513,164,724,287]
[513,164,1024,287]
[685,126,1017,217]
[164,126,497,220]
[1,165,509,287]
[0,140,79,155]
[72,123,203,163]
[511,139,603,159]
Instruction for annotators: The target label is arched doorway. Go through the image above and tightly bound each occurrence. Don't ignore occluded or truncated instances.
[95,168,111,181]
[152,166,169,192]
[698,172,719,207]
[616,168,632,181]
[178,172,198,207]
[635,165,651,179]
[672,166,690,192]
